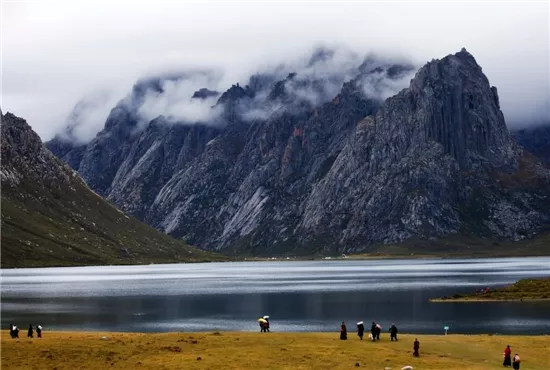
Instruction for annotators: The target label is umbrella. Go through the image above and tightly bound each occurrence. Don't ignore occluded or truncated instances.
[258,318,267,323]
[357,321,363,325]
[263,316,270,319]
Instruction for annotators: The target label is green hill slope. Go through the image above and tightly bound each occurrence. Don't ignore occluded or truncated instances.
[1,111,227,267]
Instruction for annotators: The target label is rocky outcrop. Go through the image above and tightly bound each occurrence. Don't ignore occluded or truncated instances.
[47,49,550,255]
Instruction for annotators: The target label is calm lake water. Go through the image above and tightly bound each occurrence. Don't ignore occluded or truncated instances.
[1,257,549,334]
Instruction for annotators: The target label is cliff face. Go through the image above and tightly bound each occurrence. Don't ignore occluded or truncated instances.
[1,112,224,267]
[47,50,550,255]
[299,50,549,248]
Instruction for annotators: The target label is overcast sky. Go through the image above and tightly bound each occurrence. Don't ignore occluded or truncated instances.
[2,1,549,141]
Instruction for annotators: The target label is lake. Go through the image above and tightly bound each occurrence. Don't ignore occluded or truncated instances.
[1,257,549,334]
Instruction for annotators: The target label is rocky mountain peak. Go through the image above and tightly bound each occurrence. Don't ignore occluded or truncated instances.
[405,48,517,170]
[216,83,253,105]
[1,112,44,165]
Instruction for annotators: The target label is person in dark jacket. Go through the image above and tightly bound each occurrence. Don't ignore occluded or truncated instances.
[340,321,347,340]
[413,338,420,357]
[512,354,520,370]
[357,321,364,340]
[389,323,398,341]
[36,325,42,338]
[371,322,377,341]
[9,324,14,339]
[27,324,34,338]
[13,325,19,339]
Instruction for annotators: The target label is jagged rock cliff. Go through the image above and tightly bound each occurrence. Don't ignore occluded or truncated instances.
[47,49,550,255]
[299,50,548,248]
[1,111,224,267]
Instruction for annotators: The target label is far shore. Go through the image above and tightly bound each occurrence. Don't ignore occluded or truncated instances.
[3,249,550,269]
[431,276,550,303]
[430,298,550,303]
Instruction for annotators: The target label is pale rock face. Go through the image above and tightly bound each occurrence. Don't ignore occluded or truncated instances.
[46,50,550,254]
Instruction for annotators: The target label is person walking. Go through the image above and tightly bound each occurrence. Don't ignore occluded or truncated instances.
[259,319,265,332]
[370,322,377,341]
[512,354,520,370]
[357,321,364,340]
[340,321,347,340]
[503,345,512,367]
[389,323,398,341]
[413,338,420,357]
[36,325,42,339]
[27,324,34,338]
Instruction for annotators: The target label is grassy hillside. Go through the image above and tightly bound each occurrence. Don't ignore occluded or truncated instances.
[1,112,227,267]
[2,331,549,370]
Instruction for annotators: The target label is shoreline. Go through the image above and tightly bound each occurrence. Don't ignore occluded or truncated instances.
[3,254,549,269]
[5,330,550,337]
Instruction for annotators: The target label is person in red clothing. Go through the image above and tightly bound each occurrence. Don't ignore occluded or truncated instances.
[503,345,512,367]
[340,321,347,340]
[413,338,420,357]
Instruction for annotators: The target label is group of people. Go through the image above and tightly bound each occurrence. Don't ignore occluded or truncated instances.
[9,324,42,339]
[340,321,419,356]
[503,345,521,369]
[341,321,398,342]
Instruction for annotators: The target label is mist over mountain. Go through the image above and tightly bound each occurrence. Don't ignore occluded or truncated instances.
[46,48,550,255]
[50,47,416,144]
[5,2,548,144]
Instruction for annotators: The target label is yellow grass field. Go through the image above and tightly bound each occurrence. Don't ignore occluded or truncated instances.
[1,331,549,369]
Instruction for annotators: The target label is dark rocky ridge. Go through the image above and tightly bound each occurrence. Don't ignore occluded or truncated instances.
[47,49,550,255]
[192,88,220,100]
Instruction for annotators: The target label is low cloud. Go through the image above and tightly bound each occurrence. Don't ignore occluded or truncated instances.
[64,46,416,135]
[56,89,121,144]
[132,71,224,126]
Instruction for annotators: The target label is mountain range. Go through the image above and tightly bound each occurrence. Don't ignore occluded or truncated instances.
[40,48,550,256]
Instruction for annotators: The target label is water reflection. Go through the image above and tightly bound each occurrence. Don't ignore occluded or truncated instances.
[1,257,549,334]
